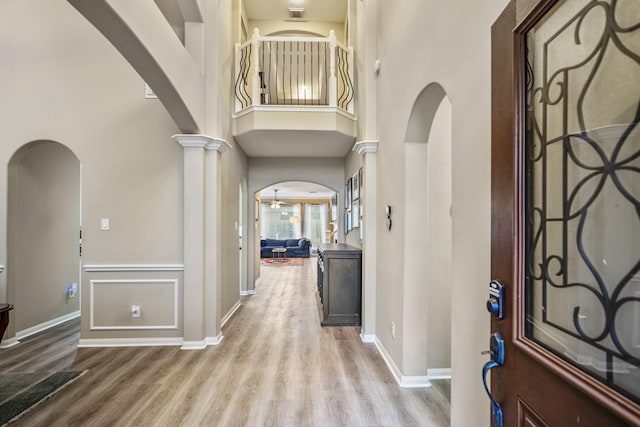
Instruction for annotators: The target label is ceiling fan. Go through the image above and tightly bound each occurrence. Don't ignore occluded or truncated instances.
[270,189,286,209]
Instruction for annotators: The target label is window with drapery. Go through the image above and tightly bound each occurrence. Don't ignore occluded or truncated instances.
[260,203,302,239]
[260,201,330,246]
[304,203,328,247]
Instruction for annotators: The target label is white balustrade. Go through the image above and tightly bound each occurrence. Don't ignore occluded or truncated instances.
[234,29,355,114]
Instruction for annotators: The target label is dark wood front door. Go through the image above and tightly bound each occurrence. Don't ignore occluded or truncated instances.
[490,0,640,425]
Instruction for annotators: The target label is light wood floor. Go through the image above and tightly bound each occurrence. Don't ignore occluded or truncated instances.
[0,259,450,426]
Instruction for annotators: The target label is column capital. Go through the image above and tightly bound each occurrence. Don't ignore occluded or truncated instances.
[173,135,232,153]
[353,140,379,155]
[206,138,232,153]
[172,134,211,148]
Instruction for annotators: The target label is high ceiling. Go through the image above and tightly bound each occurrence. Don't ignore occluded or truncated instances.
[151,1,347,198]
[243,0,347,23]
[154,0,348,40]
[260,181,336,200]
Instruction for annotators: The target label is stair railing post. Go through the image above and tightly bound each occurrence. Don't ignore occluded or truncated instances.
[251,28,261,107]
[347,46,355,114]
[329,30,337,108]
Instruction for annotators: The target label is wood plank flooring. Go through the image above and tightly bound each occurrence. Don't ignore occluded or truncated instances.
[0,259,450,426]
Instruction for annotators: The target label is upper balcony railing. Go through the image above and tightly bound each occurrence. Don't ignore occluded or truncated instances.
[234,29,355,115]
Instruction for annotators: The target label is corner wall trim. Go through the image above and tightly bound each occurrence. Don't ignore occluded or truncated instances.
[78,337,183,348]
[221,301,242,328]
[374,337,432,388]
[181,339,207,350]
[17,311,80,341]
[360,332,376,343]
[206,333,223,346]
[0,337,20,349]
[83,264,184,272]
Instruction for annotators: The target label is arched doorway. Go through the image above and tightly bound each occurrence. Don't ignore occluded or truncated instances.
[6,141,81,344]
[402,83,452,382]
[256,181,337,268]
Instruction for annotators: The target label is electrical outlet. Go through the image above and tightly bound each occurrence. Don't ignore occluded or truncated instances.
[66,283,78,298]
[131,305,141,318]
[391,322,396,339]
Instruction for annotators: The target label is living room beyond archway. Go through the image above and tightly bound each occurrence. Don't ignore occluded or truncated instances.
[257,181,338,266]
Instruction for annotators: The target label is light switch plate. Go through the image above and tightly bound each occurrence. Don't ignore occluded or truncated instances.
[101,218,110,231]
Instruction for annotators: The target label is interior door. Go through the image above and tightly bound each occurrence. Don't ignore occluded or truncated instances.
[490,0,640,426]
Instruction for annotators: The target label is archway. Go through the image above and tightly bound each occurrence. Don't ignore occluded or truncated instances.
[402,83,452,382]
[5,141,81,345]
[256,181,337,268]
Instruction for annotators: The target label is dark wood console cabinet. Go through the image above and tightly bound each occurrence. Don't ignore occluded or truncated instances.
[317,244,362,326]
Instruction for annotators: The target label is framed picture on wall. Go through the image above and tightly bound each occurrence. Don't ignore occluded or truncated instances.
[344,213,349,234]
[359,167,364,196]
[345,179,352,212]
[352,200,359,228]
[352,170,360,201]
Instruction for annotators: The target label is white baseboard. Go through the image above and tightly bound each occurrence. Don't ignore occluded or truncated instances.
[17,311,80,341]
[181,339,207,350]
[221,301,242,327]
[427,368,452,380]
[0,337,19,349]
[78,337,183,348]
[247,289,256,295]
[181,332,223,350]
[374,336,431,388]
[240,290,250,296]
[206,332,223,346]
[360,332,376,343]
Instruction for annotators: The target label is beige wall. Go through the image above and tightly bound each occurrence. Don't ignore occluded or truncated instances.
[8,142,80,332]
[372,0,509,425]
[0,0,185,340]
[205,0,249,325]
[247,157,345,289]
[248,20,346,42]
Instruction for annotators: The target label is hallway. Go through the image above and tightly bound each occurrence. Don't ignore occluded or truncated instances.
[0,259,450,426]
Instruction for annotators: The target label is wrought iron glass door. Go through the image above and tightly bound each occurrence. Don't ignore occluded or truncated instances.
[525,0,640,403]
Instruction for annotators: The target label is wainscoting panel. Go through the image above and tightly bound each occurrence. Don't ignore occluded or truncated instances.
[89,279,179,330]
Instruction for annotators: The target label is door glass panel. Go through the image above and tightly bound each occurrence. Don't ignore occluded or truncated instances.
[525,0,640,403]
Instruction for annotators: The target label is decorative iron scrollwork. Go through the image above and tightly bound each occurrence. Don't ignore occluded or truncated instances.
[525,0,640,401]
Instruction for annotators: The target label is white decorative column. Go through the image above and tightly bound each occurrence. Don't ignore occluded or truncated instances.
[173,134,230,350]
[204,138,231,344]
[353,140,378,342]
[174,134,207,349]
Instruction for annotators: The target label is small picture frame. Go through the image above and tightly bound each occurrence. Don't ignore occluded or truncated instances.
[352,170,360,201]
[345,179,352,211]
[352,200,359,228]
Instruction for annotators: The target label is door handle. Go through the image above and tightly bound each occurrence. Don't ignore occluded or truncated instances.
[482,332,504,427]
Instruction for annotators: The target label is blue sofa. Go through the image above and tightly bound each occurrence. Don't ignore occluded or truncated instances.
[260,238,311,258]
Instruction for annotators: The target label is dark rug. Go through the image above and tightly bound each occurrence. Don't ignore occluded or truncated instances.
[261,257,304,266]
[0,371,85,426]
